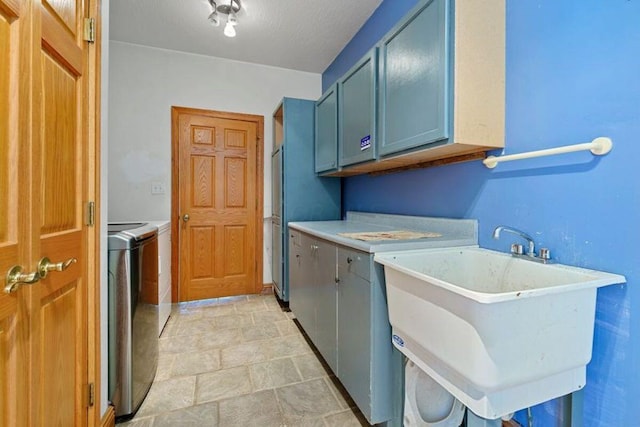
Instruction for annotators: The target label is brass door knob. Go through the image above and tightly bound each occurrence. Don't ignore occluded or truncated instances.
[37,257,77,279]
[183,214,190,222]
[4,265,40,294]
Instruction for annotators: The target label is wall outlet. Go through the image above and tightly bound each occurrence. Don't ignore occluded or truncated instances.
[151,182,166,195]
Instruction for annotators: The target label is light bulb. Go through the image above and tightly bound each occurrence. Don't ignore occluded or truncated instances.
[208,11,220,26]
[223,21,236,37]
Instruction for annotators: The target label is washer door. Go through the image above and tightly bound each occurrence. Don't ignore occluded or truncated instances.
[405,361,465,426]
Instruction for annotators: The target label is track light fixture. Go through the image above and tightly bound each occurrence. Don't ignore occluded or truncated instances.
[207,0,241,37]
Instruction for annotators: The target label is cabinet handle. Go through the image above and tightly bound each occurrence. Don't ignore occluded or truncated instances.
[334,277,340,284]
[347,257,353,264]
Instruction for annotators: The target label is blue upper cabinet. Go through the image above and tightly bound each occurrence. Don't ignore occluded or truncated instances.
[379,0,449,156]
[318,0,505,176]
[338,49,377,167]
[315,85,339,174]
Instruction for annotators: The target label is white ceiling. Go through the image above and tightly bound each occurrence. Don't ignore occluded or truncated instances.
[109,0,383,73]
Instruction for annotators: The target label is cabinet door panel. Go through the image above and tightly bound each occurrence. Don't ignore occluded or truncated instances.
[337,268,372,420]
[314,240,337,372]
[271,221,282,293]
[379,0,450,156]
[339,50,376,167]
[271,149,281,218]
[289,231,312,338]
[314,87,339,173]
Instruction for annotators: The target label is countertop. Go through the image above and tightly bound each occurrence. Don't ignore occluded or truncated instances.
[288,211,478,253]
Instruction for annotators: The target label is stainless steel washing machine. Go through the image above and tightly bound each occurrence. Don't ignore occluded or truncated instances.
[107,222,159,420]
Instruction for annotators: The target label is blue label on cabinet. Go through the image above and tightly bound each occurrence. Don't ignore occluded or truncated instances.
[392,334,405,347]
[360,135,371,151]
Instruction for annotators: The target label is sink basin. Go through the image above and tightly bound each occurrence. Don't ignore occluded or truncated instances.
[374,247,626,419]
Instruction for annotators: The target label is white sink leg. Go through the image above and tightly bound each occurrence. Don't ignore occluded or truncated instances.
[466,410,502,427]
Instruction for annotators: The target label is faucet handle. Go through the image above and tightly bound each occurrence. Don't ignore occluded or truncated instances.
[539,248,551,260]
[510,244,524,255]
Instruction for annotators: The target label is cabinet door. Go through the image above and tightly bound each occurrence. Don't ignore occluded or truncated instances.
[301,234,320,342]
[315,86,339,173]
[314,240,338,373]
[271,149,282,218]
[288,231,301,311]
[378,0,450,156]
[289,231,313,339]
[337,248,372,421]
[339,50,377,167]
[271,220,282,295]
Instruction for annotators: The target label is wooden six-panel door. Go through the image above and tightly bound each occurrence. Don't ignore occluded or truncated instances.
[0,0,94,425]
[0,0,29,424]
[173,107,264,302]
[34,0,89,424]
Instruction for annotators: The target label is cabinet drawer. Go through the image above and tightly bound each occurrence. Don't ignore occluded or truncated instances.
[338,247,370,282]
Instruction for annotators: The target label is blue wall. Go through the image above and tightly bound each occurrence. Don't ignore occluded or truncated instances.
[323,1,640,426]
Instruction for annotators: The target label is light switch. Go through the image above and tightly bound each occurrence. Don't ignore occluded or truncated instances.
[151,182,166,195]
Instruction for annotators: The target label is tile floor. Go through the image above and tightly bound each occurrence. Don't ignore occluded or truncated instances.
[119,293,369,427]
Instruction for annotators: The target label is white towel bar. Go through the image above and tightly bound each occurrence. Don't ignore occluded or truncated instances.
[483,137,613,169]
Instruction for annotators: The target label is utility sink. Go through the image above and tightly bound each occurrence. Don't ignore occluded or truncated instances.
[374,247,626,420]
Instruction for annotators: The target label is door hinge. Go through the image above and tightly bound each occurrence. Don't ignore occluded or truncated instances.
[83,18,96,43]
[86,201,95,227]
[88,382,95,407]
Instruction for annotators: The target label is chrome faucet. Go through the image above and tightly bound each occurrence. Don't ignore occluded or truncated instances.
[492,226,552,263]
[493,225,536,257]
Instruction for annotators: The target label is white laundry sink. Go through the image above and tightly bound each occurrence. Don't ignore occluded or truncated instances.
[374,247,626,420]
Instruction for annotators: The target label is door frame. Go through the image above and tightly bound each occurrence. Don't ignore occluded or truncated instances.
[87,0,103,423]
[170,106,264,302]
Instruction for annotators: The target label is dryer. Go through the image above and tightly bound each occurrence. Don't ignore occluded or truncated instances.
[107,222,159,420]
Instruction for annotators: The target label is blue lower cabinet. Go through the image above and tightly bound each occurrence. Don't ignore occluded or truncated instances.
[289,231,337,371]
[289,229,402,426]
[337,247,399,425]
[337,263,372,416]
[314,239,338,373]
[288,231,314,340]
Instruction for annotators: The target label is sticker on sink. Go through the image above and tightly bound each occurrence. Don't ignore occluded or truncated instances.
[392,334,405,347]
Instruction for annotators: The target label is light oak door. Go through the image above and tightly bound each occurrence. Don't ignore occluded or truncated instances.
[35,0,89,424]
[0,1,29,424]
[172,107,264,302]
[1,0,95,425]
